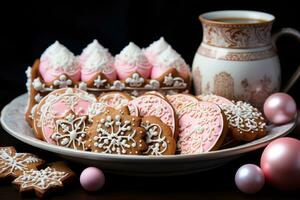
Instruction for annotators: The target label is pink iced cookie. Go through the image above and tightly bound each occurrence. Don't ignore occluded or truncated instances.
[197,94,234,107]
[167,94,199,117]
[33,88,96,150]
[39,41,80,83]
[178,101,227,154]
[128,94,177,137]
[115,42,152,80]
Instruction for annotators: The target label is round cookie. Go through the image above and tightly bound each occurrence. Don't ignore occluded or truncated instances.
[221,101,267,141]
[141,116,176,155]
[88,107,147,155]
[127,94,178,138]
[98,92,132,110]
[197,94,234,107]
[167,94,199,117]
[178,101,227,154]
[33,88,96,150]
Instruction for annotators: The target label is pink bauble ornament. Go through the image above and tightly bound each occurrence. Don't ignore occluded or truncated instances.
[263,93,297,124]
[235,164,265,194]
[80,167,105,192]
[260,137,300,190]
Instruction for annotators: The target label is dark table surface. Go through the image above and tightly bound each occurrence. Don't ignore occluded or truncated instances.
[1,96,300,200]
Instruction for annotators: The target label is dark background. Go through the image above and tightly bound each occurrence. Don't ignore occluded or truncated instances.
[1,0,300,107]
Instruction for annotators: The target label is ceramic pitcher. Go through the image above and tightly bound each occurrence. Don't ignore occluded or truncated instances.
[192,10,300,108]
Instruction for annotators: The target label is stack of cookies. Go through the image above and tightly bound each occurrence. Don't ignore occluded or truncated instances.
[29,87,267,156]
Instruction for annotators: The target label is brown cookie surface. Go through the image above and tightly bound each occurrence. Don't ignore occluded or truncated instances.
[12,161,75,198]
[0,146,44,180]
[88,107,147,155]
[141,116,176,155]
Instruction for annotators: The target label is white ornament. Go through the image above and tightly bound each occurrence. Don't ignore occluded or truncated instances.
[111,80,125,90]
[51,113,88,150]
[144,80,160,89]
[13,167,68,190]
[78,82,87,91]
[25,66,32,92]
[93,115,137,154]
[53,75,72,88]
[32,78,46,92]
[93,75,107,88]
[125,73,145,87]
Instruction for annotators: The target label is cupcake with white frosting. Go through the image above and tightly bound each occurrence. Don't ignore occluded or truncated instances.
[151,46,190,80]
[79,39,116,82]
[115,42,152,80]
[143,37,170,65]
[39,41,80,83]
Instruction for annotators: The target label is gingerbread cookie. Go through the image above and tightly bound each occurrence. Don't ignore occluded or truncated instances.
[13,161,75,198]
[167,94,199,117]
[88,107,147,155]
[127,94,178,139]
[141,116,176,155]
[178,102,228,154]
[0,147,44,180]
[222,101,267,141]
[98,92,132,109]
[33,88,96,150]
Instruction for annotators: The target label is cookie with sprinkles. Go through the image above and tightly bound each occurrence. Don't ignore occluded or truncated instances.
[0,146,44,180]
[88,107,147,155]
[141,116,176,155]
[222,101,267,141]
[12,161,75,198]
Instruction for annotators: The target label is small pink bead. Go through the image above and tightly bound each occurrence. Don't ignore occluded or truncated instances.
[80,167,105,192]
[235,164,265,194]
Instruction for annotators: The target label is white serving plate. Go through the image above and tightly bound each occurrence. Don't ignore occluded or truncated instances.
[0,94,296,176]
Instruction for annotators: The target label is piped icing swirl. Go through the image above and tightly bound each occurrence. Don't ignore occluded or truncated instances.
[39,41,79,83]
[80,40,116,81]
[144,37,170,64]
[152,46,190,79]
[115,42,152,80]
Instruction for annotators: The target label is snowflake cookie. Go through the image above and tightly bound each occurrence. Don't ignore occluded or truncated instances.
[13,161,75,198]
[33,88,96,145]
[221,101,267,141]
[0,147,44,180]
[88,107,147,155]
[141,116,176,155]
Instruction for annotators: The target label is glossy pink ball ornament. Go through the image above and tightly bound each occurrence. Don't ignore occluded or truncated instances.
[263,93,297,124]
[260,137,300,190]
[80,167,105,192]
[235,164,265,194]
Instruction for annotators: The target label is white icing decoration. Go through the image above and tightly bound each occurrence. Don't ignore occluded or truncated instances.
[141,121,168,155]
[163,73,187,87]
[87,102,106,119]
[51,113,88,150]
[32,78,46,92]
[144,80,160,89]
[93,75,107,88]
[29,104,38,119]
[25,66,32,92]
[222,101,266,133]
[111,80,125,90]
[81,39,109,58]
[0,147,41,176]
[93,115,137,154]
[13,167,68,190]
[125,73,144,87]
[34,93,42,103]
[78,82,87,91]
[131,90,139,97]
[82,50,114,74]
[144,37,169,57]
[41,41,77,75]
[53,75,72,88]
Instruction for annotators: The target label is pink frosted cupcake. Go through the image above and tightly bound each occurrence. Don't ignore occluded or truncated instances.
[143,37,169,65]
[39,41,80,83]
[151,46,190,80]
[115,42,152,80]
[79,40,116,82]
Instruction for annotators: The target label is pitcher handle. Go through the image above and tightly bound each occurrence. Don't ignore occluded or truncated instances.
[272,28,300,92]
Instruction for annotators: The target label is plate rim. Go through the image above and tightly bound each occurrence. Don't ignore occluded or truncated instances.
[0,93,296,162]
